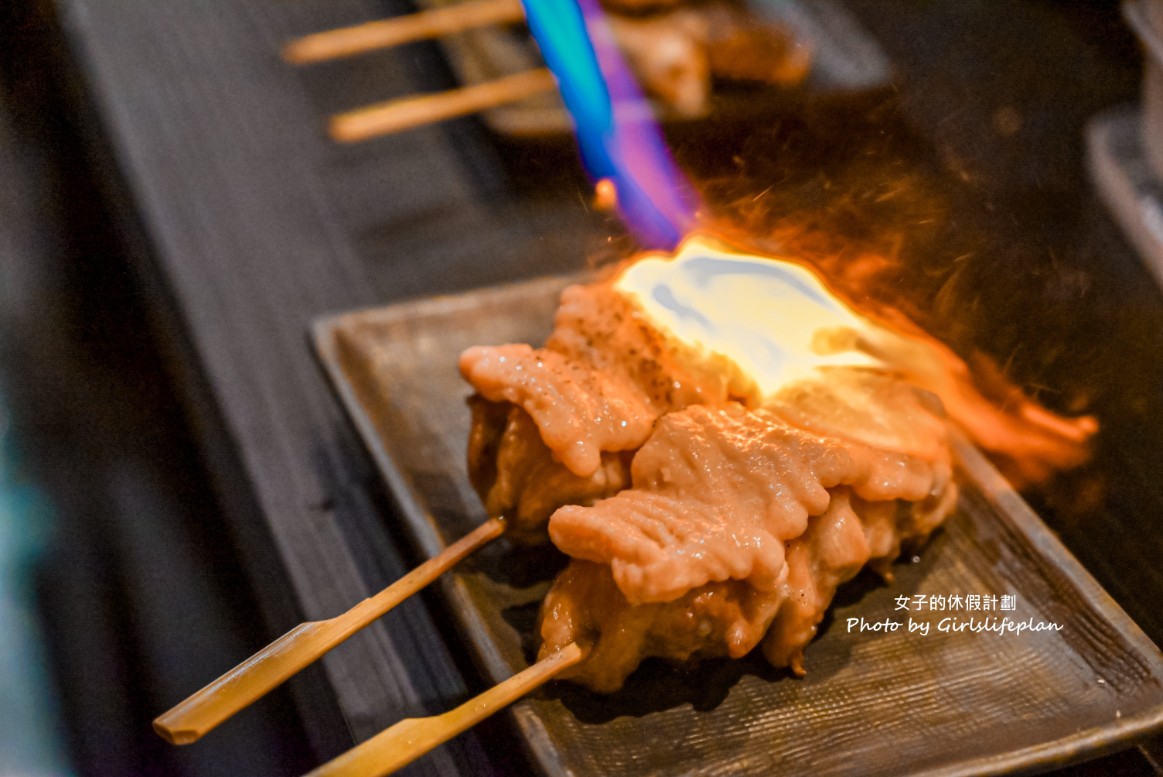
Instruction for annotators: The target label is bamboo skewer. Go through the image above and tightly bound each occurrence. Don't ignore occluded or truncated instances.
[284,0,555,141]
[153,518,506,745]
[305,643,585,777]
[282,0,525,64]
[329,68,556,142]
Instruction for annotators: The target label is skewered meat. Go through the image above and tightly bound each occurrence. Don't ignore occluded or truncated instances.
[461,244,1092,541]
[548,374,952,604]
[538,369,956,691]
[462,236,1092,691]
[461,280,737,539]
[538,560,782,693]
[608,13,710,117]
[597,1,813,116]
[466,397,633,544]
[701,5,812,86]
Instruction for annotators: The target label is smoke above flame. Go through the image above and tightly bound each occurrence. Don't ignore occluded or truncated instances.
[523,1,1096,484]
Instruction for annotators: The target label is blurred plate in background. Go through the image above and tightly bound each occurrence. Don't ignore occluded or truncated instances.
[420,0,894,138]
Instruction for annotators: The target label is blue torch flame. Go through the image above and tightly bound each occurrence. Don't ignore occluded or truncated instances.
[519,0,700,249]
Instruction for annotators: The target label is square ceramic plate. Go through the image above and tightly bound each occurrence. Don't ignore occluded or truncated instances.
[313,274,1163,776]
[416,0,893,137]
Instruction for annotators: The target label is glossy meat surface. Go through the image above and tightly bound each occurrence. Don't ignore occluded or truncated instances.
[462,256,1090,689]
[549,388,952,605]
[538,370,956,691]
[461,281,736,539]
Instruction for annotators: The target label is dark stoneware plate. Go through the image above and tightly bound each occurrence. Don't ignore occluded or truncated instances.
[313,274,1163,776]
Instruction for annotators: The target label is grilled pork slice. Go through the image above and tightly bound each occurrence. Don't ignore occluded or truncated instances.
[466,398,633,545]
[538,371,957,692]
[698,3,812,87]
[461,344,654,478]
[539,560,782,694]
[549,377,953,605]
[597,0,811,117]
[461,281,738,540]
[607,13,710,117]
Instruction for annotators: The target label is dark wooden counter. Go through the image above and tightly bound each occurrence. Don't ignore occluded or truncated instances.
[49,0,602,772]
[43,0,1163,773]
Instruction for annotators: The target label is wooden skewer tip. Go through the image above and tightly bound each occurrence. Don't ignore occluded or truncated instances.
[305,643,584,777]
[328,68,557,143]
[152,518,506,744]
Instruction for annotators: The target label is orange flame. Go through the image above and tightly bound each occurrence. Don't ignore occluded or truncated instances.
[611,232,1097,486]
